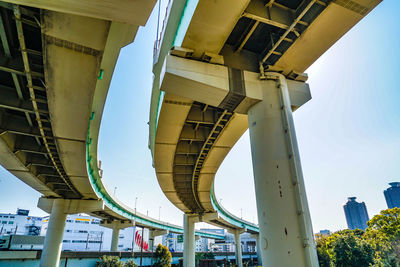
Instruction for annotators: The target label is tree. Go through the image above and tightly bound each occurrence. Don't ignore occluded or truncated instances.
[315,208,400,267]
[96,255,123,267]
[329,231,374,267]
[316,230,374,267]
[124,259,138,267]
[315,234,331,267]
[365,208,400,266]
[195,252,215,266]
[153,244,172,267]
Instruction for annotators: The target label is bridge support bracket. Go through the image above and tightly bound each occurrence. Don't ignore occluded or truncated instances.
[100,220,135,252]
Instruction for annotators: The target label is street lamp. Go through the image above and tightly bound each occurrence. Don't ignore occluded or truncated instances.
[113,187,117,195]
[135,197,138,214]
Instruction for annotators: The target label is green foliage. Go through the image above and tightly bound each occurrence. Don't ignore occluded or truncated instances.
[316,229,374,267]
[153,244,172,267]
[329,231,374,267]
[196,252,215,260]
[195,252,215,265]
[96,255,123,267]
[124,259,138,267]
[315,208,400,267]
[366,208,400,266]
[315,234,332,267]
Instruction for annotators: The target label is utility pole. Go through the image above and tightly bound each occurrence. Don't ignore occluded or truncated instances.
[140,227,144,267]
[135,197,138,213]
[131,227,136,254]
[99,232,103,252]
[86,233,89,250]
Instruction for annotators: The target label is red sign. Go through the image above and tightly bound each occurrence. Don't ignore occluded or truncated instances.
[135,230,148,251]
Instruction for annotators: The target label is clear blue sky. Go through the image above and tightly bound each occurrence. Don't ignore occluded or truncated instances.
[0,0,399,232]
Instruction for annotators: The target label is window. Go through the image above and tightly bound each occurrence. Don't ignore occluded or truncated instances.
[10,216,14,219]
[72,240,87,243]
[91,221,100,224]
[66,220,73,223]
[63,240,71,243]
[88,241,102,243]
[8,221,13,224]
[74,230,88,233]
[3,216,8,218]
[65,230,72,233]
[75,221,89,224]
[1,221,6,224]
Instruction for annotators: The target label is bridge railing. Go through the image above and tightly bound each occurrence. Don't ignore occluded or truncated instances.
[153,0,173,64]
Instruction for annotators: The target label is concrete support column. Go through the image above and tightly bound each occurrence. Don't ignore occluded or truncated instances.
[111,228,120,252]
[247,73,318,267]
[39,199,67,267]
[183,214,196,267]
[149,237,154,252]
[149,229,169,252]
[233,230,243,267]
[100,220,135,252]
[251,234,262,266]
[38,197,104,267]
[256,235,262,266]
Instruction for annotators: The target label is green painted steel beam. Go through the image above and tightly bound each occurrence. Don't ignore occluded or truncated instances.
[210,183,259,233]
[86,112,224,240]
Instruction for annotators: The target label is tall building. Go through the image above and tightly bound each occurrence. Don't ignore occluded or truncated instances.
[343,197,369,230]
[384,182,400,209]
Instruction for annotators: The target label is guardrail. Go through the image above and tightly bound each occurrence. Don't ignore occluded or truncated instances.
[0,250,258,266]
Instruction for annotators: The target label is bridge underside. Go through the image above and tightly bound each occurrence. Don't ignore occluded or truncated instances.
[0,2,168,227]
[0,4,81,198]
[0,1,226,240]
[154,0,381,220]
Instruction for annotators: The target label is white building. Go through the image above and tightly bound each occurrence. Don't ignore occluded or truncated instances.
[41,213,150,252]
[161,228,252,253]
[198,229,257,253]
[0,210,152,252]
[162,232,183,252]
[0,209,43,236]
[1,210,258,253]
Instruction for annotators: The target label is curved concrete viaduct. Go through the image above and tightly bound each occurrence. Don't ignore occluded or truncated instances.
[0,0,382,266]
[0,1,223,266]
[150,0,381,266]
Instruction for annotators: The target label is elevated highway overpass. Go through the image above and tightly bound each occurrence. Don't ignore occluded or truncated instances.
[0,1,224,266]
[0,0,382,266]
[150,0,381,266]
